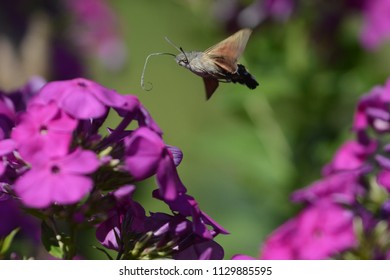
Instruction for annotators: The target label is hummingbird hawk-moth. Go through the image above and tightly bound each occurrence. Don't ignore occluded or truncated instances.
[141,28,259,100]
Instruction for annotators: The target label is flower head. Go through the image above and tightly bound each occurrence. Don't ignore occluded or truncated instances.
[360,0,390,50]
[14,148,100,208]
[12,102,77,162]
[32,78,126,119]
[95,185,146,251]
[124,127,186,200]
[291,169,367,205]
[261,202,356,260]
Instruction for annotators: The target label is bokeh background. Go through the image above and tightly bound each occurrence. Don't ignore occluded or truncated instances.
[1,0,390,259]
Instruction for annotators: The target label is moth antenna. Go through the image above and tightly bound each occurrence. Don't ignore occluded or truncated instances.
[164,37,182,53]
[179,47,190,63]
[165,37,190,63]
[141,52,176,91]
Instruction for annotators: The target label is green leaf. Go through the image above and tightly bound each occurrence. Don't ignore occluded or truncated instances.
[0,228,20,255]
[41,221,63,259]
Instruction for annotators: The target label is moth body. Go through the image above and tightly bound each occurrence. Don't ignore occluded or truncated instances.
[141,28,259,100]
[175,52,226,80]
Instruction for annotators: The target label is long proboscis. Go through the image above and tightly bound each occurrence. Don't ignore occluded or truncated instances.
[141,52,176,91]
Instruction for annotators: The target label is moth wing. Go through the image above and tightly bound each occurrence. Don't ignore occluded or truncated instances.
[204,29,252,73]
[203,78,219,100]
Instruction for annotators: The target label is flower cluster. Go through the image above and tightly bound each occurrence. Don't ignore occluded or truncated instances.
[360,0,390,50]
[234,78,390,260]
[0,77,227,259]
[213,0,390,51]
[65,0,126,70]
[0,0,125,90]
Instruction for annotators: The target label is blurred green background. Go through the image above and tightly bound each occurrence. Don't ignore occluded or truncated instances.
[87,0,390,258]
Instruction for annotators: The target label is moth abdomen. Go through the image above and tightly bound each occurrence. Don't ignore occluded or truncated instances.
[230,64,259,90]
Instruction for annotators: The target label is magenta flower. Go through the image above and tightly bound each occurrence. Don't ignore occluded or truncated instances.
[0,76,227,259]
[153,191,229,239]
[291,169,367,205]
[377,168,390,191]
[0,95,16,140]
[353,80,390,132]
[97,189,225,260]
[264,0,295,21]
[0,139,16,176]
[32,78,127,119]
[96,185,146,251]
[231,254,257,260]
[114,95,162,135]
[124,127,186,200]
[322,140,376,176]
[360,0,390,50]
[261,202,356,260]
[145,212,225,260]
[11,102,78,162]
[65,0,126,70]
[174,240,224,260]
[0,196,39,241]
[14,148,100,208]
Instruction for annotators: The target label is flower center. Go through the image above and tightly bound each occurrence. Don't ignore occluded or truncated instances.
[40,125,48,135]
[77,81,87,88]
[50,164,61,174]
[313,228,323,239]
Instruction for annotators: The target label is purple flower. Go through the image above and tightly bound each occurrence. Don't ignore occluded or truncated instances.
[380,200,390,219]
[231,254,257,260]
[322,140,376,176]
[32,78,127,119]
[11,102,77,162]
[145,212,225,260]
[264,0,295,21]
[0,196,39,241]
[96,185,146,251]
[0,139,16,175]
[353,79,390,132]
[291,169,367,205]
[124,127,186,200]
[213,0,294,32]
[360,0,390,50]
[153,191,229,239]
[114,95,162,135]
[65,0,126,70]
[261,202,356,260]
[14,148,100,208]
[173,240,224,260]
[377,169,390,191]
[0,94,16,140]
[97,190,225,259]
[6,76,46,113]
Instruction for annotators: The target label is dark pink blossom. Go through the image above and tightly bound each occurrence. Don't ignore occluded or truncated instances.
[291,169,367,205]
[261,202,356,260]
[353,79,390,132]
[124,127,186,200]
[96,185,146,250]
[231,254,257,260]
[153,191,229,239]
[11,102,77,162]
[14,148,100,208]
[322,140,376,176]
[360,0,390,50]
[32,78,127,119]
[261,203,357,260]
[66,0,126,70]
[145,212,225,260]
